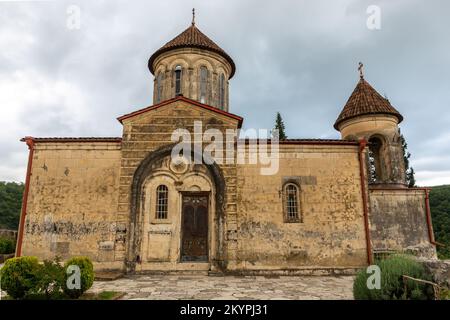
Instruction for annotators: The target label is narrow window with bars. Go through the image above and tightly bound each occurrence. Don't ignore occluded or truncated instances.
[284,183,301,222]
[218,73,225,110]
[156,72,164,103]
[174,65,182,96]
[155,185,168,219]
[199,66,208,104]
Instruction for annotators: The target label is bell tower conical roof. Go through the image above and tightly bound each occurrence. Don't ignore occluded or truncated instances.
[334,76,403,130]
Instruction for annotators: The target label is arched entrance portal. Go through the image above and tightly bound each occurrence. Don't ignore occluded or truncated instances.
[126,145,226,273]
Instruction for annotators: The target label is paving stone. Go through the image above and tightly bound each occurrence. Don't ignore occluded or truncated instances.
[88,275,354,300]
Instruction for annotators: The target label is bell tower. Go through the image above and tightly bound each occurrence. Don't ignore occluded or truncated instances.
[334,63,406,187]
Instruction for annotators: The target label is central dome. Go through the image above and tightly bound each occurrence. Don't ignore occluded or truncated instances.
[147,18,235,111]
[148,23,235,79]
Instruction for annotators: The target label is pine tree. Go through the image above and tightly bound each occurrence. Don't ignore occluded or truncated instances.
[273,112,287,140]
[368,149,377,183]
[400,132,416,187]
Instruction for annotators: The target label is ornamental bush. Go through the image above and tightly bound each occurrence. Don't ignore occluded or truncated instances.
[63,256,94,298]
[0,256,40,299]
[0,237,15,254]
[34,257,66,299]
[353,254,435,300]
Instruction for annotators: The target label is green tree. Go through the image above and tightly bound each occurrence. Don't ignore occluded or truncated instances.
[368,149,377,183]
[429,185,450,259]
[272,112,287,140]
[0,181,24,230]
[400,132,416,187]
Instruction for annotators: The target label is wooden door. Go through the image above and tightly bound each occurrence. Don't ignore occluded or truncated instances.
[181,194,208,262]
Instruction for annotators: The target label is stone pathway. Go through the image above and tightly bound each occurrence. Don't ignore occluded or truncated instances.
[88,275,355,300]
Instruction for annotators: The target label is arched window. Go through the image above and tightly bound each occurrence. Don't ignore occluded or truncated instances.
[156,73,163,103]
[155,185,168,219]
[174,65,182,96]
[283,183,301,222]
[368,137,383,183]
[218,73,225,110]
[199,66,208,104]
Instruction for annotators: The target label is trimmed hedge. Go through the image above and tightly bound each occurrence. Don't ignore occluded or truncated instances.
[353,254,434,300]
[0,237,15,254]
[63,256,95,298]
[35,258,66,299]
[0,256,95,299]
[0,256,40,299]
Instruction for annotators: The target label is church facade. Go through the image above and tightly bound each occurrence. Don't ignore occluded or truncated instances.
[16,19,437,274]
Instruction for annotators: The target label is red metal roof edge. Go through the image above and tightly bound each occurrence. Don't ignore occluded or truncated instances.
[117,95,243,127]
[369,187,431,192]
[20,136,354,146]
[238,138,358,146]
[20,137,122,143]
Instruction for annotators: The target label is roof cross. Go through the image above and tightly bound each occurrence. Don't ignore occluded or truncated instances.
[192,8,195,25]
[358,62,364,79]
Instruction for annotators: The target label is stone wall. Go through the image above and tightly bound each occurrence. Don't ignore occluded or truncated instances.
[420,259,450,287]
[21,141,122,270]
[369,188,436,258]
[233,144,369,270]
[0,229,17,241]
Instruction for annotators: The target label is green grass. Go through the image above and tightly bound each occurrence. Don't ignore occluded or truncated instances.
[79,291,123,300]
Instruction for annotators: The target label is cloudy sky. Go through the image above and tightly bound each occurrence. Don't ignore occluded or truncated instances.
[0,0,449,186]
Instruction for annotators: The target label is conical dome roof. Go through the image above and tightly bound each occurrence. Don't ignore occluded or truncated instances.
[334,78,403,130]
[148,23,236,78]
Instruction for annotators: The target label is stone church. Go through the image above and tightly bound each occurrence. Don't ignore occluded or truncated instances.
[16,17,437,274]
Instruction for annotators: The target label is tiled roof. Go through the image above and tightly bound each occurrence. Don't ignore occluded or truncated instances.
[21,137,122,143]
[117,95,243,127]
[334,78,403,130]
[148,23,236,78]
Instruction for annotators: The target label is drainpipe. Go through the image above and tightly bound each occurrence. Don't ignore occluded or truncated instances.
[358,139,373,265]
[16,137,35,257]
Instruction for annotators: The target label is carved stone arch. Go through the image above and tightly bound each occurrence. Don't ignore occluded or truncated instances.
[155,63,168,75]
[193,58,215,73]
[126,143,226,272]
[142,170,178,187]
[167,58,190,72]
[180,171,214,191]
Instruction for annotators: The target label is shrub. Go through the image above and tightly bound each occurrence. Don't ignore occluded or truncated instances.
[0,256,40,299]
[0,237,15,254]
[63,256,94,298]
[353,254,435,300]
[34,257,65,299]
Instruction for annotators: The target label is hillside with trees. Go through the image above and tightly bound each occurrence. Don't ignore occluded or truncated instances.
[430,185,450,259]
[0,181,24,230]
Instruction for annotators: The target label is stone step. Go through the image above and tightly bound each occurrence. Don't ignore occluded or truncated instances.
[94,271,125,281]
